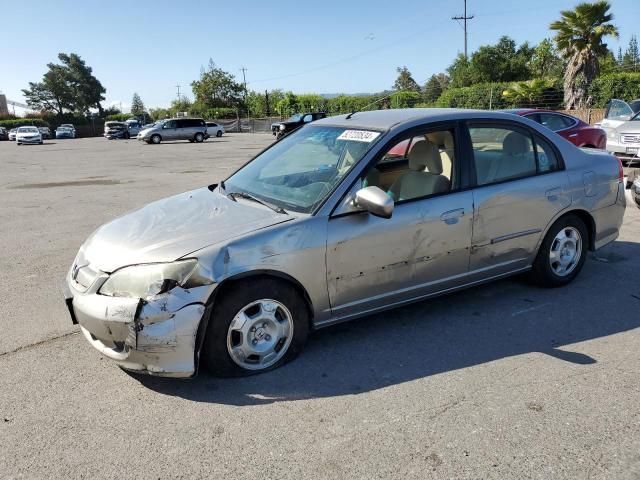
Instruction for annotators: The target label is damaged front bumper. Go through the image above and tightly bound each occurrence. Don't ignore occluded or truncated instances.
[63,268,215,377]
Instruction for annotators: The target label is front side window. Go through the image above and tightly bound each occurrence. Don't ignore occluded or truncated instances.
[224,126,381,213]
[361,129,455,202]
[164,120,176,129]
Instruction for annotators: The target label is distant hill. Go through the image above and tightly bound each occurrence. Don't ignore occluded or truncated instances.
[319,93,374,99]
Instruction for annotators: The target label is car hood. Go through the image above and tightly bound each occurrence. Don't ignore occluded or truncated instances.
[81,187,293,272]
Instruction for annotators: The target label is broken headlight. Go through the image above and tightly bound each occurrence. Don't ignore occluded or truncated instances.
[99,259,198,299]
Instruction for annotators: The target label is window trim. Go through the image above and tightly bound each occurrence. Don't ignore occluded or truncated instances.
[463,119,565,189]
[329,120,472,219]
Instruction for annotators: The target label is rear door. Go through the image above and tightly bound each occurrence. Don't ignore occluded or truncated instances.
[465,121,571,278]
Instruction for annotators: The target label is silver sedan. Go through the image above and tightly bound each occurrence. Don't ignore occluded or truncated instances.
[63,109,626,377]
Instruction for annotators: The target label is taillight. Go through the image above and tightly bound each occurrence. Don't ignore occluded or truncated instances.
[616,156,624,182]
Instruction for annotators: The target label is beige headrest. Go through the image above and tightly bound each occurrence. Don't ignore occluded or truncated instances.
[409,140,443,174]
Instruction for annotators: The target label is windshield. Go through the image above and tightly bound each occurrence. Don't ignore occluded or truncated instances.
[224,126,381,213]
[18,127,38,133]
[287,114,303,122]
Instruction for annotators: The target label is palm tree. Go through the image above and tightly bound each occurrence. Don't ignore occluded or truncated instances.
[550,1,618,109]
[502,79,553,108]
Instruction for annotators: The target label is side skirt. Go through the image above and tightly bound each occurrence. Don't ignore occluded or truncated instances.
[314,266,532,329]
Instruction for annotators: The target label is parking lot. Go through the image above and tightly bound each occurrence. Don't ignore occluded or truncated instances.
[1,135,639,479]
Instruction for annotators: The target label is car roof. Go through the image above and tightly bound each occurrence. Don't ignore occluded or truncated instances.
[313,108,528,130]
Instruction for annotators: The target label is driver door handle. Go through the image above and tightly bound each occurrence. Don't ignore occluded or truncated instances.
[440,208,465,224]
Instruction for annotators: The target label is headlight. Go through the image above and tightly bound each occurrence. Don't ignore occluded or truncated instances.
[279,124,285,131]
[99,259,198,299]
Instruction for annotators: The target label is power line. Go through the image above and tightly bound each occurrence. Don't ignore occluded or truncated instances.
[452,0,474,60]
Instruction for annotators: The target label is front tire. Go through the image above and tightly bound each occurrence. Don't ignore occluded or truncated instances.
[202,278,310,377]
[216,130,223,137]
[194,132,204,143]
[530,215,588,287]
[150,134,161,144]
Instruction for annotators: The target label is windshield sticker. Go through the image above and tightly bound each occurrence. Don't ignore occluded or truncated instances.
[337,130,380,143]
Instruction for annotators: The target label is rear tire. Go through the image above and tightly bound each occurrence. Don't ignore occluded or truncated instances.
[202,278,310,377]
[194,132,204,143]
[529,215,588,287]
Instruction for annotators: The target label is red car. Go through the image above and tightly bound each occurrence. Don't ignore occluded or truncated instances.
[507,109,606,149]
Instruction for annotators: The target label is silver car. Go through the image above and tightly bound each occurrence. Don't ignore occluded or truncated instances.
[64,109,625,378]
[601,99,640,159]
[137,117,207,144]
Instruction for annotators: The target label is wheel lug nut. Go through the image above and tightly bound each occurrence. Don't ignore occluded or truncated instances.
[265,335,271,341]
[252,339,258,345]
[250,327,256,332]
[262,323,268,328]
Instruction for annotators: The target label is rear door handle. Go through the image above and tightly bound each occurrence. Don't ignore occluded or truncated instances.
[440,208,465,224]
[569,133,578,138]
[545,187,562,200]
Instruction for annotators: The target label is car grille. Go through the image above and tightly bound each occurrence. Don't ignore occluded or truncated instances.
[621,134,640,144]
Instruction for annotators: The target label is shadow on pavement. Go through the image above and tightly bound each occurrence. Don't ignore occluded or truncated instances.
[136,240,640,405]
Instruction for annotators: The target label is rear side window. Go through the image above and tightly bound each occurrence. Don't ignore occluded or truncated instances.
[469,125,558,186]
[537,113,575,131]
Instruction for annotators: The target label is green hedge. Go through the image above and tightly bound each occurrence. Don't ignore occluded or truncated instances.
[589,72,640,107]
[0,118,50,128]
[435,82,512,109]
[105,113,136,121]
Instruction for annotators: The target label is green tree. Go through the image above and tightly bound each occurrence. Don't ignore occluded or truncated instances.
[423,74,443,102]
[550,1,619,108]
[447,54,474,87]
[22,53,105,117]
[622,35,640,72]
[22,65,74,118]
[57,53,106,115]
[130,93,145,116]
[191,59,244,109]
[469,37,533,83]
[275,92,299,117]
[529,39,564,78]
[393,66,421,92]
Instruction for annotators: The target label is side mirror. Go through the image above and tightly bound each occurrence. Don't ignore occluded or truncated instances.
[354,186,394,219]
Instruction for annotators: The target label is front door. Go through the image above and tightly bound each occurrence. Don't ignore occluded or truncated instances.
[162,120,177,140]
[326,124,473,319]
[465,122,571,277]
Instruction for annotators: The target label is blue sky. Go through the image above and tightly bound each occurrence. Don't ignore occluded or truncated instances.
[1,0,638,111]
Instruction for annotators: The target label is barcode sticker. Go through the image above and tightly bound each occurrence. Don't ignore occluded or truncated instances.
[337,130,381,142]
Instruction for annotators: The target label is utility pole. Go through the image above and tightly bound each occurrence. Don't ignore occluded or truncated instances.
[239,67,248,118]
[265,89,270,117]
[175,83,181,101]
[452,0,474,60]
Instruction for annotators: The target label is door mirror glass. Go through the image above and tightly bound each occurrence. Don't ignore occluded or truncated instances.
[303,114,313,123]
[354,186,394,218]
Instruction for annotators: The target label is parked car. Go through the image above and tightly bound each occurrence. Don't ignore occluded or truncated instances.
[271,112,327,139]
[103,121,136,139]
[8,128,17,141]
[38,127,52,139]
[505,109,607,149]
[600,99,640,160]
[124,119,143,136]
[0,127,8,140]
[205,122,225,138]
[137,117,207,144]
[59,124,76,138]
[630,176,640,209]
[56,126,75,139]
[63,108,625,378]
[16,126,43,145]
